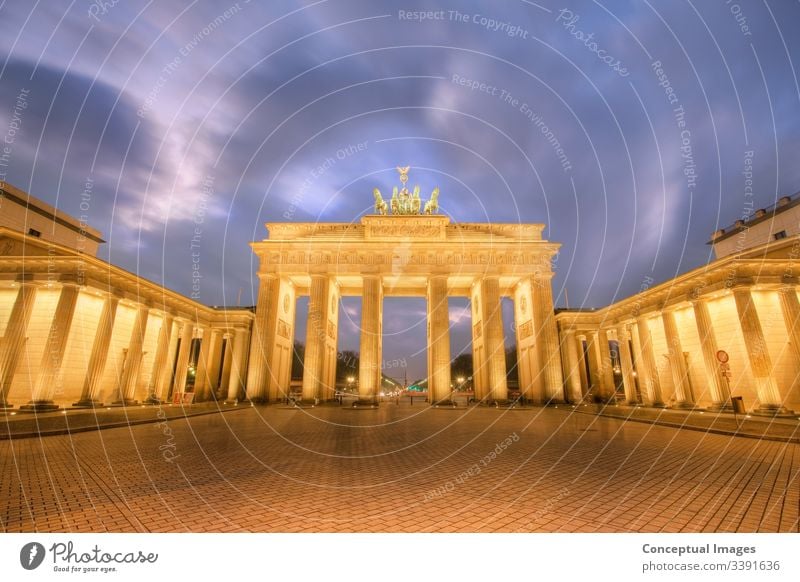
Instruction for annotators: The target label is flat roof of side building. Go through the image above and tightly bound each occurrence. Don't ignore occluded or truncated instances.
[0,181,105,244]
[707,190,800,245]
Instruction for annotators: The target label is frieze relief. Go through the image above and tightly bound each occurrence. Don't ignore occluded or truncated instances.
[264,249,548,267]
[277,319,291,339]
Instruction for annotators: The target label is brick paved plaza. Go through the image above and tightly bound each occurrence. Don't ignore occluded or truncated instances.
[1,405,797,533]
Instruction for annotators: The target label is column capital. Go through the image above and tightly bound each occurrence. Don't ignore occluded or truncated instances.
[58,274,82,287]
[532,271,555,282]
[13,273,35,284]
[728,278,754,291]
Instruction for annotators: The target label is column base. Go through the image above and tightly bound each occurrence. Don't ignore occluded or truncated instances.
[673,402,705,411]
[109,399,139,407]
[19,400,60,412]
[750,405,797,418]
[0,400,13,410]
[72,399,105,408]
[706,402,735,413]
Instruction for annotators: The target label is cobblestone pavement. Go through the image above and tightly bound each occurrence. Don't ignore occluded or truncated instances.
[1,404,797,532]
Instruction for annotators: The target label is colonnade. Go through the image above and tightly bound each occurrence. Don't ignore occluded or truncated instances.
[0,272,252,410]
[558,284,799,416]
[245,271,564,404]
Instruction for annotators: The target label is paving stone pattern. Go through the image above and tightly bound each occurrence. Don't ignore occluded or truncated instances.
[1,405,797,532]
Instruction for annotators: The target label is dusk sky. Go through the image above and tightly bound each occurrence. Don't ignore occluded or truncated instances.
[1,1,799,380]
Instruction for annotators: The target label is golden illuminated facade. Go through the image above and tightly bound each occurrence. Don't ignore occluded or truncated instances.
[2,178,799,416]
[0,183,253,410]
[248,215,562,404]
[557,196,800,416]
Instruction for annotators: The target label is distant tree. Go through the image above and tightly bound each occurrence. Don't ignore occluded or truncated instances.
[450,353,473,381]
[505,345,519,383]
[291,341,304,380]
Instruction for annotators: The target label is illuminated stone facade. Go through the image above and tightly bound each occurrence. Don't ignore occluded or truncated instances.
[0,186,253,410]
[248,215,562,403]
[2,181,799,416]
[556,236,800,415]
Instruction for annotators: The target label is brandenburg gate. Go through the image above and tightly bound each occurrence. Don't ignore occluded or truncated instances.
[246,168,564,404]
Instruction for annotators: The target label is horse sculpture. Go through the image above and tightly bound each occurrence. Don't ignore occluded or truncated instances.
[411,185,421,214]
[423,187,439,214]
[373,188,388,215]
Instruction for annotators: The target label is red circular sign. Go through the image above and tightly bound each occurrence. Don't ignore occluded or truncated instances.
[716,350,729,363]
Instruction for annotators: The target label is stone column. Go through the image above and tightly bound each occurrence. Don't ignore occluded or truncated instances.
[532,274,564,403]
[322,284,340,402]
[778,286,800,409]
[219,333,233,399]
[0,278,37,408]
[115,304,151,405]
[171,320,194,400]
[692,299,730,410]
[226,327,248,402]
[246,274,278,402]
[661,310,696,408]
[427,275,451,404]
[575,334,589,398]
[207,328,223,399]
[481,277,507,402]
[74,292,120,407]
[302,274,330,402]
[470,285,487,401]
[193,326,213,401]
[779,286,800,362]
[23,280,81,411]
[635,317,665,406]
[585,331,602,400]
[205,329,224,398]
[596,328,616,402]
[732,286,792,415]
[358,275,383,400]
[563,330,583,403]
[616,324,639,404]
[148,312,174,402]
